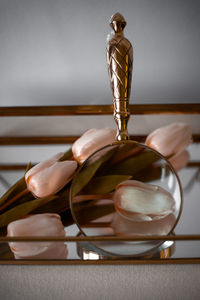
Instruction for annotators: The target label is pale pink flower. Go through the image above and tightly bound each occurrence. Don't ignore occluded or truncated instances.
[111,212,176,236]
[7,213,68,259]
[25,152,77,198]
[169,150,190,171]
[145,122,192,157]
[72,128,116,164]
[113,180,175,222]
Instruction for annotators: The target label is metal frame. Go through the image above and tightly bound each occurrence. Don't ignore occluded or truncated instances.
[0,103,200,264]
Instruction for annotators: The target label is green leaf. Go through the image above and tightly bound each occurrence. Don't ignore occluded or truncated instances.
[108,151,160,176]
[75,202,115,225]
[82,175,131,195]
[0,195,58,228]
[0,161,32,207]
[133,165,162,182]
[61,202,115,228]
[0,177,26,206]
[25,162,32,172]
[71,147,117,197]
[33,187,70,214]
[1,191,35,214]
[59,147,73,161]
[0,243,14,259]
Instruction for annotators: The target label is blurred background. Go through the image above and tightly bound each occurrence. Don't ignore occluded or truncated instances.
[0,0,200,266]
[0,0,200,106]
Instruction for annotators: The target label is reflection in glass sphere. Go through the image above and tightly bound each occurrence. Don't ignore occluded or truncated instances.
[70,141,183,257]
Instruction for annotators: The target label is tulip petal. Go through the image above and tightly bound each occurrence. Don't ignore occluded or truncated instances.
[25,152,64,179]
[72,128,116,164]
[114,180,175,222]
[27,160,77,198]
[111,212,176,236]
[169,150,190,171]
[14,243,68,260]
[7,213,67,258]
[145,123,192,157]
[25,152,77,198]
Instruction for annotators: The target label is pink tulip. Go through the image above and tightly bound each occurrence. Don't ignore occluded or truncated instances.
[113,180,175,222]
[169,150,190,171]
[25,152,77,198]
[7,214,68,259]
[72,128,116,164]
[145,122,192,157]
[111,212,176,236]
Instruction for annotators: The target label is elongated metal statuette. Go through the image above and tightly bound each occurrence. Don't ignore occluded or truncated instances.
[107,13,133,141]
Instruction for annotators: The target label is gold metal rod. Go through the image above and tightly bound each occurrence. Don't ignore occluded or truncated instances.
[0,136,78,145]
[1,234,200,242]
[0,134,199,145]
[1,104,199,117]
[1,258,200,265]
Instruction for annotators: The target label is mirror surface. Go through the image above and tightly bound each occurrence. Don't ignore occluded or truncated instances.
[0,142,199,261]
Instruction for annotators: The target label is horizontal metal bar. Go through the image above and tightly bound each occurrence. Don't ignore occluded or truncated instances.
[0,134,199,145]
[0,136,78,145]
[0,104,200,116]
[1,258,200,265]
[1,234,200,242]
[0,164,28,170]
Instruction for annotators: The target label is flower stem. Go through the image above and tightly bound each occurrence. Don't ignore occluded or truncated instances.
[73,193,113,203]
[0,188,29,211]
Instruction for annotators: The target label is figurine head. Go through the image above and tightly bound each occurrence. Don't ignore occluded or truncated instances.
[110,13,126,33]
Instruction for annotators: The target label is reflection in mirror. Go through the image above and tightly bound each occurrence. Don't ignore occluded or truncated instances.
[7,214,68,260]
[0,143,200,260]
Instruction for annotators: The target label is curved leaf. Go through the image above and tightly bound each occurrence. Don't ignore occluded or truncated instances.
[82,175,131,195]
[0,195,58,228]
[71,147,117,197]
[0,177,26,206]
